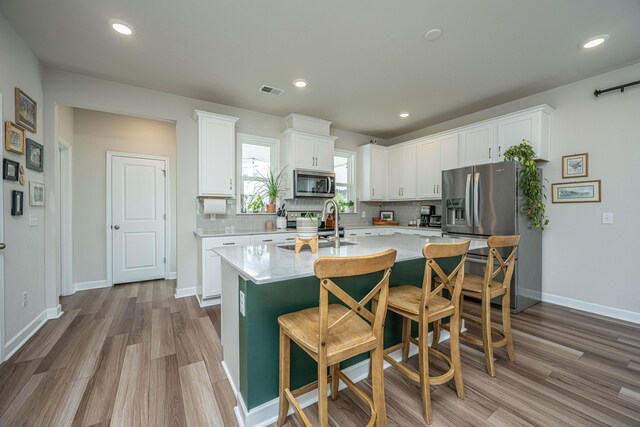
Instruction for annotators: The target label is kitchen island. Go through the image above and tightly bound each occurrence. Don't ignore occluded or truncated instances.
[214,233,487,427]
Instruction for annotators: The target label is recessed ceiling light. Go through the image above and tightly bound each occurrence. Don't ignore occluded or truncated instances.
[293,79,308,88]
[109,19,136,36]
[581,34,609,49]
[399,112,410,118]
[424,28,442,41]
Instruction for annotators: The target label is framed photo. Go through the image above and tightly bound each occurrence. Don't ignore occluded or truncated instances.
[29,181,45,207]
[552,180,601,203]
[25,139,44,172]
[3,158,19,181]
[562,153,588,178]
[15,88,37,133]
[380,210,395,221]
[5,121,25,154]
[11,190,24,216]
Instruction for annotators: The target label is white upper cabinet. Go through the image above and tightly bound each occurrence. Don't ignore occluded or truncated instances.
[496,106,552,161]
[196,110,239,197]
[440,133,459,172]
[458,122,496,167]
[388,144,417,200]
[358,144,387,201]
[282,129,336,173]
[416,132,459,199]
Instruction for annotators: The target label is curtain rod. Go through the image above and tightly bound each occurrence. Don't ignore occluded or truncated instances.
[594,79,640,97]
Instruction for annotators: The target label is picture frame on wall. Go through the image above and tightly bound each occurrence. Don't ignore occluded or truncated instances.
[380,210,395,221]
[29,181,45,207]
[15,87,37,133]
[3,158,20,181]
[552,180,601,203]
[562,153,588,178]
[11,190,24,216]
[5,121,25,154]
[25,138,44,172]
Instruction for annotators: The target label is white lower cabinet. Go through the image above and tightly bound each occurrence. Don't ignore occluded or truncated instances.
[200,236,252,299]
[253,233,296,244]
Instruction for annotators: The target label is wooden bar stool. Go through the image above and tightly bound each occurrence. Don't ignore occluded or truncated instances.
[376,240,470,425]
[277,249,397,427]
[437,235,520,377]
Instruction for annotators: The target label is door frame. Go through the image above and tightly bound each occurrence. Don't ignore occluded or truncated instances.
[0,92,5,361]
[58,138,74,296]
[106,151,170,286]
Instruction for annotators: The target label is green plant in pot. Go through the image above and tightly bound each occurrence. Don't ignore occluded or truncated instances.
[334,193,355,213]
[255,166,288,213]
[247,194,265,213]
[503,140,549,229]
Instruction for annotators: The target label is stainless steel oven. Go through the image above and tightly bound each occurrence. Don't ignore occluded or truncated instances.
[294,170,335,198]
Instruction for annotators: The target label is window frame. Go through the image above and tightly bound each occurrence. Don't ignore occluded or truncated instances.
[236,133,280,214]
[333,148,357,212]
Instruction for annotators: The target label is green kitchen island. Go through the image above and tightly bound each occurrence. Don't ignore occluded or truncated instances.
[214,233,487,427]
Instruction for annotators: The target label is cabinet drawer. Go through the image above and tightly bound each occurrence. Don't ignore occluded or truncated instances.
[254,233,296,244]
[203,236,252,251]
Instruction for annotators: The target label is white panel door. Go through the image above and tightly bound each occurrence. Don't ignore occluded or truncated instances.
[417,140,440,199]
[293,133,317,170]
[459,123,496,166]
[0,95,4,361]
[496,112,539,160]
[314,137,334,172]
[199,115,236,196]
[112,156,166,284]
[387,148,403,199]
[401,145,417,199]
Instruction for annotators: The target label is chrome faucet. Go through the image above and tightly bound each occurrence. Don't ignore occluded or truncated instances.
[321,199,340,248]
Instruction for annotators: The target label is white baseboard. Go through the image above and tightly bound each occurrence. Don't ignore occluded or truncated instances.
[197,294,221,308]
[46,304,63,319]
[4,310,48,361]
[234,329,453,427]
[174,286,196,299]
[167,272,177,280]
[222,361,239,397]
[74,280,109,292]
[541,292,640,324]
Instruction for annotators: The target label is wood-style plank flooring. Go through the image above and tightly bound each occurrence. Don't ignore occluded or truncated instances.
[0,280,638,426]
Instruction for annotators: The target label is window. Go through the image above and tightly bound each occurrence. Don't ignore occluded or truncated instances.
[334,149,355,206]
[237,134,279,213]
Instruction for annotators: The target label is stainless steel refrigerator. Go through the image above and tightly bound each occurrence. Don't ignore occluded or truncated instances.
[442,161,541,312]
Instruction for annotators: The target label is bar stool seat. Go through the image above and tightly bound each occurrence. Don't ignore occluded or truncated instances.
[460,274,505,297]
[385,285,454,320]
[278,304,377,366]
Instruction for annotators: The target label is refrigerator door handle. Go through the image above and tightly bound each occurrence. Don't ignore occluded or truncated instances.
[474,172,480,227]
[465,173,472,227]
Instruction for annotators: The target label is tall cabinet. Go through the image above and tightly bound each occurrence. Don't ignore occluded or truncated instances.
[195,110,240,197]
[387,144,417,200]
[358,144,387,201]
[416,132,458,199]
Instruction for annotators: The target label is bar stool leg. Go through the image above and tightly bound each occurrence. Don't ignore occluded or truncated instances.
[418,318,433,425]
[402,317,411,361]
[371,343,388,427]
[278,327,291,426]
[482,292,496,377]
[330,365,340,401]
[502,292,516,362]
[431,319,441,350]
[449,308,464,399]
[318,356,329,427]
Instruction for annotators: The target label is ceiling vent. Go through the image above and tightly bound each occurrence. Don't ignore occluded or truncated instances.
[259,85,284,96]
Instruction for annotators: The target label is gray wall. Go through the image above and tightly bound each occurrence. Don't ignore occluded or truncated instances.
[71,108,177,284]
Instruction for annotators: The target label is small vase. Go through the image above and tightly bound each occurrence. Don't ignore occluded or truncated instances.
[266,203,276,213]
[276,217,287,229]
[296,218,318,241]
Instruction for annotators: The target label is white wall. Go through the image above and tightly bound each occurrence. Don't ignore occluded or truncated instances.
[0,14,46,343]
[72,108,177,284]
[388,62,640,317]
[57,105,74,146]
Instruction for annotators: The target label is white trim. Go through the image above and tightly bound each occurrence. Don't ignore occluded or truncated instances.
[167,271,177,280]
[233,328,453,427]
[47,304,64,319]
[197,294,221,308]
[58,138,74,296]
[174,286,197,299]
[4,310,48,361]
[541,292,640,325]
[106,151,171,286]
[222,361,239,397]
[75,280,109,292]
[333,148,357,207]
[236,133,281,214]
[0,91,5,362]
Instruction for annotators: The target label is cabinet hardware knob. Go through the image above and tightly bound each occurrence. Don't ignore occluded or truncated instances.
[489,147,492,158]
[0,243,5,250]
[113,225,120,230]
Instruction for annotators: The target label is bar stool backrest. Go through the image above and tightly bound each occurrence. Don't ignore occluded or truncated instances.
[313,249,397,350]
[484,235,520,291]
[422,241,471,315]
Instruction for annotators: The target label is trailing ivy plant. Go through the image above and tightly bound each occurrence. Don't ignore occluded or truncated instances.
[503,140,549,229]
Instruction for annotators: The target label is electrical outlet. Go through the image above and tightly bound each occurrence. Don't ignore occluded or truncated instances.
[239,291,245,316]
[361,211,366,218]
[602,212,614,224]
[21,292,28,308]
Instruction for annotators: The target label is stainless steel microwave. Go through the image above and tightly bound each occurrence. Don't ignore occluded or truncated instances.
[294,170,336,198]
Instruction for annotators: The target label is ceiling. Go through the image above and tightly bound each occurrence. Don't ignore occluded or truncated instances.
[1,0,639,139]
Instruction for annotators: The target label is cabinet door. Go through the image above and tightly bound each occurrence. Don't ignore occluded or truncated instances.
[417,140,440,199]
[496,112,540,161]
[314,137,334,172]
[203,250,222,298]
[459,123,496,167]
[439,133,459,196]
[199,117,236,196]
[387,148,403,199]
[293,133,316,170]
[370,147,385,200]
[401,145,417,199]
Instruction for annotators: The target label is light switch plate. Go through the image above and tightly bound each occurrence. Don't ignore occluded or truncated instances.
[239,291,245,316]
[29,214,38,227]
[602,212,613,224]
[361,211,366,218]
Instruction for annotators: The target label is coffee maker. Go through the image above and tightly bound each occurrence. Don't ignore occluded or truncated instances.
[420,205,436,227]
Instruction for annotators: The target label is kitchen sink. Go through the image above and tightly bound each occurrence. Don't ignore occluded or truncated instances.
[278,241,358,251]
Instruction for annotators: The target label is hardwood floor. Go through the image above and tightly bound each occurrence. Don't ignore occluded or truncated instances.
[0,280,638,426]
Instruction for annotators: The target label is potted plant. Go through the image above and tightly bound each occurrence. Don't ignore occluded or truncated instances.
[334,194,355,213]
[247,194,265,213]
[255,166,288,213]
[296,211,318,240]
[503,140,549,229]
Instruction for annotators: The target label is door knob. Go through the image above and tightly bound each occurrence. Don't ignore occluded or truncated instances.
[0,243,5,250]
[113,225,120,230]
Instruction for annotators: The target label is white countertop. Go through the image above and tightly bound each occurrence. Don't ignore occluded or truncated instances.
[213,234,486,284]
[194,225,441,238]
